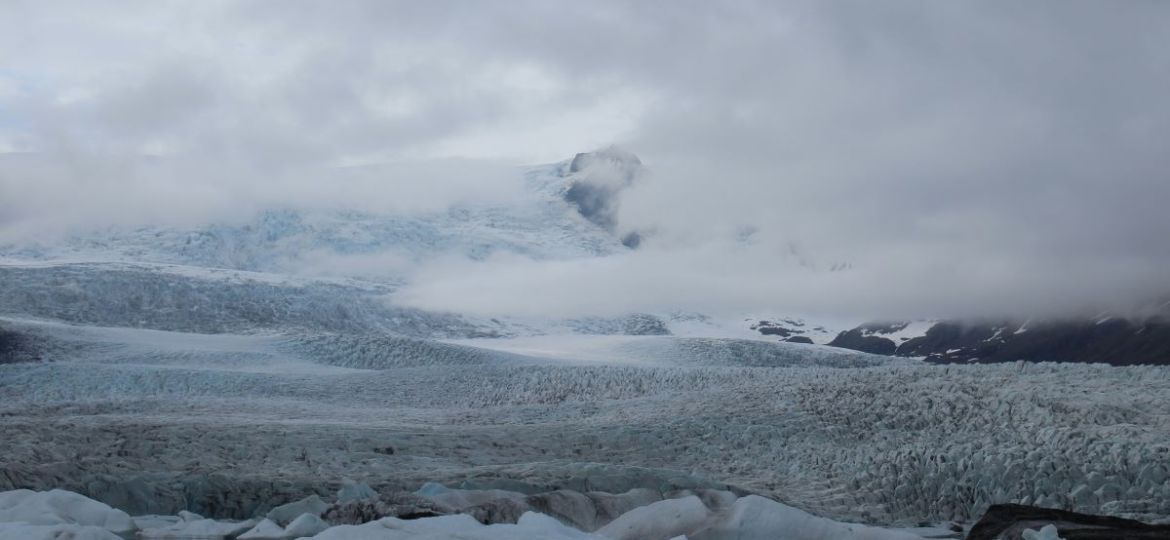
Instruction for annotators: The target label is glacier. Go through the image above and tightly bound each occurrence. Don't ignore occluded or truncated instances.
[0,151,1168,538]
[1,317,1168,531]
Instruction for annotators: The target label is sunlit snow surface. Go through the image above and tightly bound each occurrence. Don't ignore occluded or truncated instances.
[2,317,1168,529]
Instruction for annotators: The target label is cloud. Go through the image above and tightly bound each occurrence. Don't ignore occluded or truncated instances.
[2,1,1169,318]
[393,228,1167,321]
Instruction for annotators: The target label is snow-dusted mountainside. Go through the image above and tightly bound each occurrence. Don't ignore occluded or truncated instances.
[0,150,753,340]
[828,315,1170,366]
[0,150,852,341]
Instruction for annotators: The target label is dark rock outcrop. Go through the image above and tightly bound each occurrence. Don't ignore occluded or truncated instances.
[827,325,898,355]
[563,148,645,248]
[565,181,623,231]
[918,318,1170,366]
[750,320,806,339]
[967,503,1170,539]
[620,231,642,249]
[828,316,1170,366]
[784,336,814,344]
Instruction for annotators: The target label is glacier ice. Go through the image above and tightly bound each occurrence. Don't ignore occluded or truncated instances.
[0,487,946,540]
[1,317,1169,528]
[0,523,123,540]
[266,495,328,526]
[0,489,134,535]
[1021,524,1064,540]
[337,480,379,503]
[284,512,330,537]
[692,495,923,540]
[594,495,711,540]
[239,518,287,539]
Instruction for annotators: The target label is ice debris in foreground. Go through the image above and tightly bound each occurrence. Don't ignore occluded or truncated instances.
[0,489,133,535]
[0,488,926,540]
[1021,524,1064,540]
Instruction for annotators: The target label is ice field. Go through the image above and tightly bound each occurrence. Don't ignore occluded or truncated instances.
[2,154,1169,537]
[2,315,1169,538]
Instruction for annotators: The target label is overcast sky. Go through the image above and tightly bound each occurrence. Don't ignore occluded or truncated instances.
[2,1,1168,319]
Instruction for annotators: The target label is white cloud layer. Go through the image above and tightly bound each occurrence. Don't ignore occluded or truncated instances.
[2,1,1168,319]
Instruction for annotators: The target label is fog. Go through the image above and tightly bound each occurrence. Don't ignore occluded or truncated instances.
[2,1,1168,319]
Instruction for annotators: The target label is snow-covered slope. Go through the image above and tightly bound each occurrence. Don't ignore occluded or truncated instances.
[0,161,624,275]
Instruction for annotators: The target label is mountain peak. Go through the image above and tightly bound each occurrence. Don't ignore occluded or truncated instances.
[567,146,643,181]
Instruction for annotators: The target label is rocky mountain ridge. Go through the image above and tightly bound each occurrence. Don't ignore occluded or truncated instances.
[823,315,1170,366]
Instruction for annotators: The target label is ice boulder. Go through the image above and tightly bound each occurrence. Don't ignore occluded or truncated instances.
[307,512,600,539]
[139,516,257,538]
[267,494,329,526]
[239,513,329,539]
[337,479,379,503]
[285,512,330,537]
[596,495,711,540]
[692,495,923,540]
[0,523,123,539]
[177,510,203,522]
[239,518,287,539]
[0,489,134,535]
[1022,524,1064,540]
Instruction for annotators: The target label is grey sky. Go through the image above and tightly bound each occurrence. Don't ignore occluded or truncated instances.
[1,1,1168,319]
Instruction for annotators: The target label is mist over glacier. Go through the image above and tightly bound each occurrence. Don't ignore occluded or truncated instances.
[3,1,1170,321]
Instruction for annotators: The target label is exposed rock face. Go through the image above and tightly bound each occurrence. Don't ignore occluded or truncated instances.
[828,324,899,355]
[746,318,838,344]
[967,503,1170,539]
[563,147,645,247]
[567,148,643,177]
[753,321,794,338]
[829,316,1170,365]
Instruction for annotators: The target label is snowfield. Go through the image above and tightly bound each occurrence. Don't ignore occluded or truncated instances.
[2,316,1168,536]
